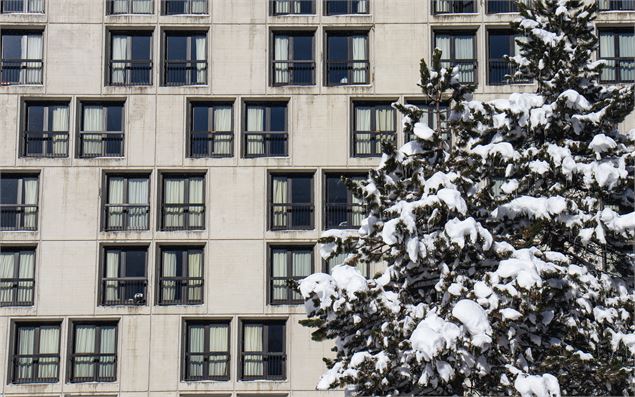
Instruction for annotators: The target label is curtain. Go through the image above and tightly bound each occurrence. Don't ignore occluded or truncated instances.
[246,107,265,155]
[272,178,288,228]
[51,106,69,156]
[82,106,104,156]
[98,327,116,379]
[274,36,290,84]
[187,251,203,302]
[161,251,177,302]
[275,0,290,13]
[243,325,263,376]
[599,32,616,81]
[113,0,128,13]
[108,178,125,229]
[355,107,372,155]
[209,326,228,377]
[352,36,367,83]
[188,326,205,377]
[375,108,394,153]
[105,251,120,303]
[73,326,95,379]
[17,251,34,304]
[292,251,311,300]
[191,0,207,13]
[188,178,204,228]
[37,327,59,379]
[357,0,368,13]
[213,107,232,155]
[272,251,287,301]
[435,34,451,64]
[619,32,634,81]
[0,252,14,304]
[455,36,475,83]
[598,0,609,9]
[132,0,153,13]
[164,179,185,228]
[351,191,364,228]
[29,0,44,12]
[111,35,129,85]
[17,327,35,380]
[21,34,42,84]
[437,0,451,12]
[128,178,148,230]
[22,178,38,229]
[195,36,207,84]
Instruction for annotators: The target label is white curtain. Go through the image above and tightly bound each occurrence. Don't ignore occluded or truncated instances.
[108,178,125,229]
[437,0,451,12]
[351,192,364,228]
[29,0,44,12]
[599,32,616,81]
[22,178,38,229]
[0,252,14,304]
[51,106,69,156]
[455,36,475,83]
[274,36,290,84]
[17,251,34,304]
[73,326,95,379]
[188,326,205,377]
[356,0,368,13]
[209,326,228,377]
[187,251,203,302]
[21,34,42,84]
[191,0,207,13]
[17,327,35,380]
[275,0,290,13]
[37,327,59,379]
[272,251,287,301]
[246,107,265,155]
[272,178,288,228]
[327,253,347,273]
[82,106,104,156]
[164,179,185,228]
[98,327,116,379]
[112,0,128,13]
[355,107,372,155]
[243,325,263,376]
[375,108,394,153]
[598,0,609,9]
[292,251,311,300]
[161,251,177,302]
[188,179,204,228]
[213,107,232,155]
[105,251,120,302]
[195,36,207,84]
[132,0,153,13]
[111,35,129,85]
[619,32,634,81]
[128,178,149,229]
[352,36,368,83]
[435,34,451,64]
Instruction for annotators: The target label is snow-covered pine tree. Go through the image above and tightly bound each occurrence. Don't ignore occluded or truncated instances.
[298,0,635,395]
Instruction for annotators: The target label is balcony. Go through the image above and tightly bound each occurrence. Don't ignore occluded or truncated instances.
[101,278,147,305]
[161,0,208,15]
[271,60,316,85]
[270,203,313,230]
[103,204,150,231]
[0,0,44,13]
[326,60,369,85]
[106,0,153,14]
[108,60,153,86]
[161,204,205,230]
[244,132,288,157]
[600,58,635,83]
[0,278,34,306]
[270,0,314,15]
[488,59,532,85]
[432,0,476,14]
[241,352,286,380]
[324,203,365,229]
[79,132,124,157]
[190,132,233,157]
[0,205,38,231]
[352,131,396,157]
[69,354,116,382]
[0,59,43,85]
[598,0,635,11]
[23,131,69,157]
[12,355,59,383]
[164,60,207,86]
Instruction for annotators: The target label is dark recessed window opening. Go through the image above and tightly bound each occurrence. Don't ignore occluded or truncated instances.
[101,247,148,306]
[326,32,369,85]
[0,173,39,231]
[23,102,69,158]
[189,102,233,157]
[103,174,150,231]
[269,173,314,230]
[109,32,153,86]
[352,102,396,157]
[164,32,207,86]
[11,322,60,384]
[1,31,43,85]
[243,102,288,157]
[240,320,286,380]
[0,247,36,307]
[79,102,125,158]
[158,246,204,305]
[324,173,365,229]
[272,32,315,86]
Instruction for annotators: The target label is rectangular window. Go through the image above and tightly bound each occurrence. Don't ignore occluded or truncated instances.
[103,174,150,231]
[0,30,43,85]
[22,101,70,158]
[106,0,154,14]
[432,0,475,14]
[1,0,44,13]
[100,247,147,306]
[271,32,315,86]
[243,102,288,157]
[160,174,205,230]
[487,30,531,85]
[0,247,35,306]
[324,173,365,229]
[269,174,313,230]
[164,32,207,86]
[11,322,60,384]
[240,320,286,380]
[598,0,635,11]
[324,252,369,278]
[271,0,314,15]
[270,246,313,305]
[599,29,635,83]
[189,102,233,158]
[404,100,448,142]
[324,0,368,15]
[0,173,38,231]
[352,102,396,157]
[108,31,153,86]
[158,246,204,305]
[434,31,477,84]
[184,321,229,381]
[78,102,125,158]
[69,322,118,383]
[161,0,208,14]
[325,32,369,85]
[485,0,526,13]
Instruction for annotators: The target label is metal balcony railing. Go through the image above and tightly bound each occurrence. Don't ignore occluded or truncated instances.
[184,351,229,380]
[488,59,532,85]
[244,132,288,157]
[598,0,635,11]
[164,60,207,86]
[0,205,38,231]
[190,131,233,157]
[352,131,396,157]
[0,0,44,13]
[79,132,124,157]
[158,277,204,305]
[270,276,305,304]
[23,131,69,157]
[100,278,147,306]
[161,204,205,230]
[324,203,365,229]
[161,0,208,15]
[103,204,150,231]
[69,354,117,382]
[440,60,477,84]
[270,0,315,15]
[324,0,369,15]
[271,60,316,85]
[486,0,519,13]
[241,352,286,380]
[12,354,59,383]
[270,203,314,230]
[326,60,369,85]
[106,0,154,14]
[0,59,43,85]
[600,58,635,83]
[432,0,476,14]
[0,278,34,306]
[108,60,153,86]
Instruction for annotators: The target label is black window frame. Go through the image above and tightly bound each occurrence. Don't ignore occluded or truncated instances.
[270,31,316,86]
[10,321,61,384]
[270,0,315,15]
[0,29,44,85]
[162,30,208,86]
[485,0,520,13]
[68,321,119,383]
[432,0,476,14]
[0,172,39,232]
[1,0,45,14]
[182,320,230,381]
[157,246,205,306]
[77,101,125,158]
[598,28,635,84]
[351,101,397,158]
[242,101,289,158]
[268,172,315,231]
[99,246,149,306]
[102,173,151,232]
[324,0,369,15]
[21,100,70,158]
[187,100,234,158]
[433,30,478,85]
[159,173,206,231]
[239,320,287,381]
[0,246,36,307]
[161,0,208,15]
[106,30,154,86]
[106,0,155,15]
[323,172,366,230]
[324,31,370,86]
[268,245,314,305]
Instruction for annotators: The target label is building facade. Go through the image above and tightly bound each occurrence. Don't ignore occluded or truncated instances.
[0,0,633,396]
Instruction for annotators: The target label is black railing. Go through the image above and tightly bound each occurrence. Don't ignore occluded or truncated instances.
[161,0,208,14]
[440,60,477,84]
[79,132,124,157]
[190,132,234,157]
[101,278,147,306]
[164,60,207,86]
[103,204,150,231]
[184,351,230,380]
[161,204,205,230]
[325,203,365,229]
[432,0,476,14]
[0,0,44,13]
[270,203,314,230]
[0,278,34,306]
[0,205,38,231]
[106,0,154,14]
[486,0,519,13]
[158,277,204,305]
[12,354,59,383]
[598,0,635,11]
[271,60,316,85]
[270,0,315,15]
[23,131,69,157]
[352,131,396,157]
[324,0,369,15]
[244,132,288,157]
[69,354,117,382]
[326,60,369,85]
[270,276,304,304]
[488,59,532,85]
[600,58,635,83]
[1,59,43,85]
[241,352,286,380]
[108,60,153,86]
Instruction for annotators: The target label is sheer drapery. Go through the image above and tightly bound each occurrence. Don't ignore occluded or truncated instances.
[188,178,204,227]
[164,179,185,228]
[437,0,451,12]
[37,327,59,379]
[195,36,207,84]
[17,251,34,304]
[161,251,177,302]
[111,35,129,84]
[191,0,207,13]
[274,36,290,84]
[352,36,367,83]
[98,327,116,379]
[188,251,203,302]
[357,0,368,13]
[82,106,104,156]
[132,0,153,13]
[21,34,42,84]
[29,0,45,12]
[112,0,128,13]
[600,32,616,81]
[208,326,228,376]
[272,178,288,228]
[291,251,311,300]
[275,0,290,13]
[188,325,205,377]
[246,107,265,155]
[272,251,287,300]
[243,325,263,376]
[455,35,475,82]
[105,251,120,302]
[108,178,125,229]
[375,107,394,153]
[0,252,14,304]
[128,178,149,229]
[51,106,69,156]
[355,107,372,155]
[73,326,95,379]
[22,178,38,229]
[619,32,634,81]
[351,191,364,227]
[16,327,35,380]
[213,106,232,155]
[435,34,451,59]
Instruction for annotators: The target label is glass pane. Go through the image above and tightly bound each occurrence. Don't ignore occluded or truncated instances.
[293,35,313,61]
[27,105,44,132]
[327,35,348,61]
[166,35,187,60]
[2,34,22,59]
[106,105,123,131]
[267,323,284,352]
[269,105,286,132]
[489,32,512,58]
[124,249,146,277]
[326,175,347,203]
[0,177,18,204]
[131,35,151,60]
[291,176,311,203]
[192,105,209,131]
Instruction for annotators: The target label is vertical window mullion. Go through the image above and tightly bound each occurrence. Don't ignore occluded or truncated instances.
[94,325,101,381]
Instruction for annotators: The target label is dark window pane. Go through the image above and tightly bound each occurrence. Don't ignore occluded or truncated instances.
[125,250,146,277]
[27,105,44,132]
[293,36,313,60]
[327,35,348,60]
[327,0,347,14]
[166,35,187,60]
[192,105,209,131]
[0,177,18,204]
[270,106,286,131]
[291,177,311,203]
[2,34,22,59]
[326,176,347,203]
[131,35,151,60]
[268,323,284,352]
[489,33,512,58]
[106,106,123,131]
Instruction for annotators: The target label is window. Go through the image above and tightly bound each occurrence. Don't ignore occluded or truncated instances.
[598,0,635,11]
[324,252,369,278]
[108,31,152,86]
[243,102,288,157]
[78,102,125,158]
[352,102,396,157]
[404,100,448,142]
[1,0,44,13]
[106,0,153,14]
[161,0,207,14]
[100,247,147,306]
[487,31,531,85]
[69,322,118,383]
[269,174,313,230]
[103,174,150,231]
[324,173,365,229]
[271,32,315,86]
[434,31,477,84]
[599,29,635,84]
[184,321,230,381]
[189,102,233,158]
[158,246,204,305]
[0,173,38,231]
[0,30,43,85]
[0,247,35,306]
[240,321,286,380]
[271,0,314,15]
[270,246,312,305]
[160,174,205,230]
[22,101,70,158]
[164,32,207,86]
[485,0,527,13]
[11,322,60,384]
[324,0,368,15]
[325,32,369,85]
[432,0,475,14]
